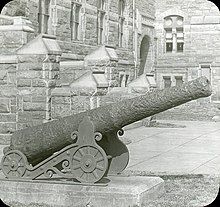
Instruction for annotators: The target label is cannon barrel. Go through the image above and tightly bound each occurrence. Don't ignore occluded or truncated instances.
[8,77,211,165]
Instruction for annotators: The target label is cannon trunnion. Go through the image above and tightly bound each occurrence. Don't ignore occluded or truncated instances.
[1,77,212,184]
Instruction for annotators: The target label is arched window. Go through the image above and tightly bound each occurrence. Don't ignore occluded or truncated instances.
[164,15,184,53]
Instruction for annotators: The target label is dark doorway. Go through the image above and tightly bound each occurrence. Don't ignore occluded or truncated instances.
[139,35,150,76]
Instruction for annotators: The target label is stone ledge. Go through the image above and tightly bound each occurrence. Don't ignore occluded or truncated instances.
[0,176,164,207]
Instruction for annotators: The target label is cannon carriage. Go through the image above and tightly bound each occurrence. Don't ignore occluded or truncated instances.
[1,116,111,184]
[1,77,212,185]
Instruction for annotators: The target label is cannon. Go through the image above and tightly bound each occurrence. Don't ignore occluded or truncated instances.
[1,77,211,184]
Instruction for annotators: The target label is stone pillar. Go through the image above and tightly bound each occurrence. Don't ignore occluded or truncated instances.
[0,16,34,54]
[0,56,17,144]
[16,34,62,129]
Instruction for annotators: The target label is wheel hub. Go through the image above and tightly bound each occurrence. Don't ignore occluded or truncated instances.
[81,155,96,173]
[10,160,18,170]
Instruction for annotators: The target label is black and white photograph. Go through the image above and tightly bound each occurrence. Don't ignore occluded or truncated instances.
[0,0,220,206]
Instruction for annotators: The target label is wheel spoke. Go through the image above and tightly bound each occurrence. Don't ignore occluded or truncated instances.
[94,149,99,158]
[6,167,12,174]
[96,165,104,171]
[78,148,84,157]
[17,167,24,176]
[86,173,89,182]
[3,162,10,166]
[79,171,84,178]
[18,156,22,162]
[16,169,21,177]
[18,163,25,168]
[92,170,98,179]
[87,146,91,155]
[72,164,81,170]
[12,153,16,160]
[96,157,104,162]
[73,156,81,162]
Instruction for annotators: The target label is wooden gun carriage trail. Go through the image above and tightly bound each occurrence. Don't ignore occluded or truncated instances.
[1,77,212,184]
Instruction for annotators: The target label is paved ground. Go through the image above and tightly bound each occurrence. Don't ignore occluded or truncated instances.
[123,120,220,175]
[0,120,220,176]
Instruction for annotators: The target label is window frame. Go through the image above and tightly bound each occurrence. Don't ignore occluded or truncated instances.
[70,1,82,41]
[175,76,184,86]
[118,0,125,47]
[163,76,172,88]
[38,0,51,34]
[164,15,184,53]
[97,0,106,45]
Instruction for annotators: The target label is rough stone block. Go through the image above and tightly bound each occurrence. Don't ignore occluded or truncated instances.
[17,112,33,123]
[0,79,7,85]
[16,122,33,130]
[0,176,164,207]
[0,134,11,145]
[0,123,16,134]
[23,96,32,102]
[32,111,46,120]
[0,114,16,122]
[51,104,72,118]
[17,71,43,79]
[0,86,17,97]
[10,98,16,105]
[32,96,47,103]
[4,64,17,72]
[0,100,10,113]
[18,111,46,123]
[32,79,46,87]
[32,119,44,126]
[7,72,16,85]
[17,63,43,71]
[10,105,17,113]
[31,88,47,96]
[17,55,46,63]
[0,70,7,81]
[52,96,71,105]
[23,103,46,111]
[17,79,32,87]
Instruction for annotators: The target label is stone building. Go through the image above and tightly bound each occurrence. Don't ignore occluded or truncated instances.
[0,0,219,145]
[154,0,220,120]
[154,0,220,97]
[0,0,156,144]
[1,0,156,86]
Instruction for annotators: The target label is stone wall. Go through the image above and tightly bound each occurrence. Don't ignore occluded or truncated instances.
[154,0,220,108]
[51,88,91,119]
[2,0,136,55]
[155,0,220,84]
[1,0,158,87]
[0,56,17,145]
[0,32,62,145]
[16,53,60,128]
